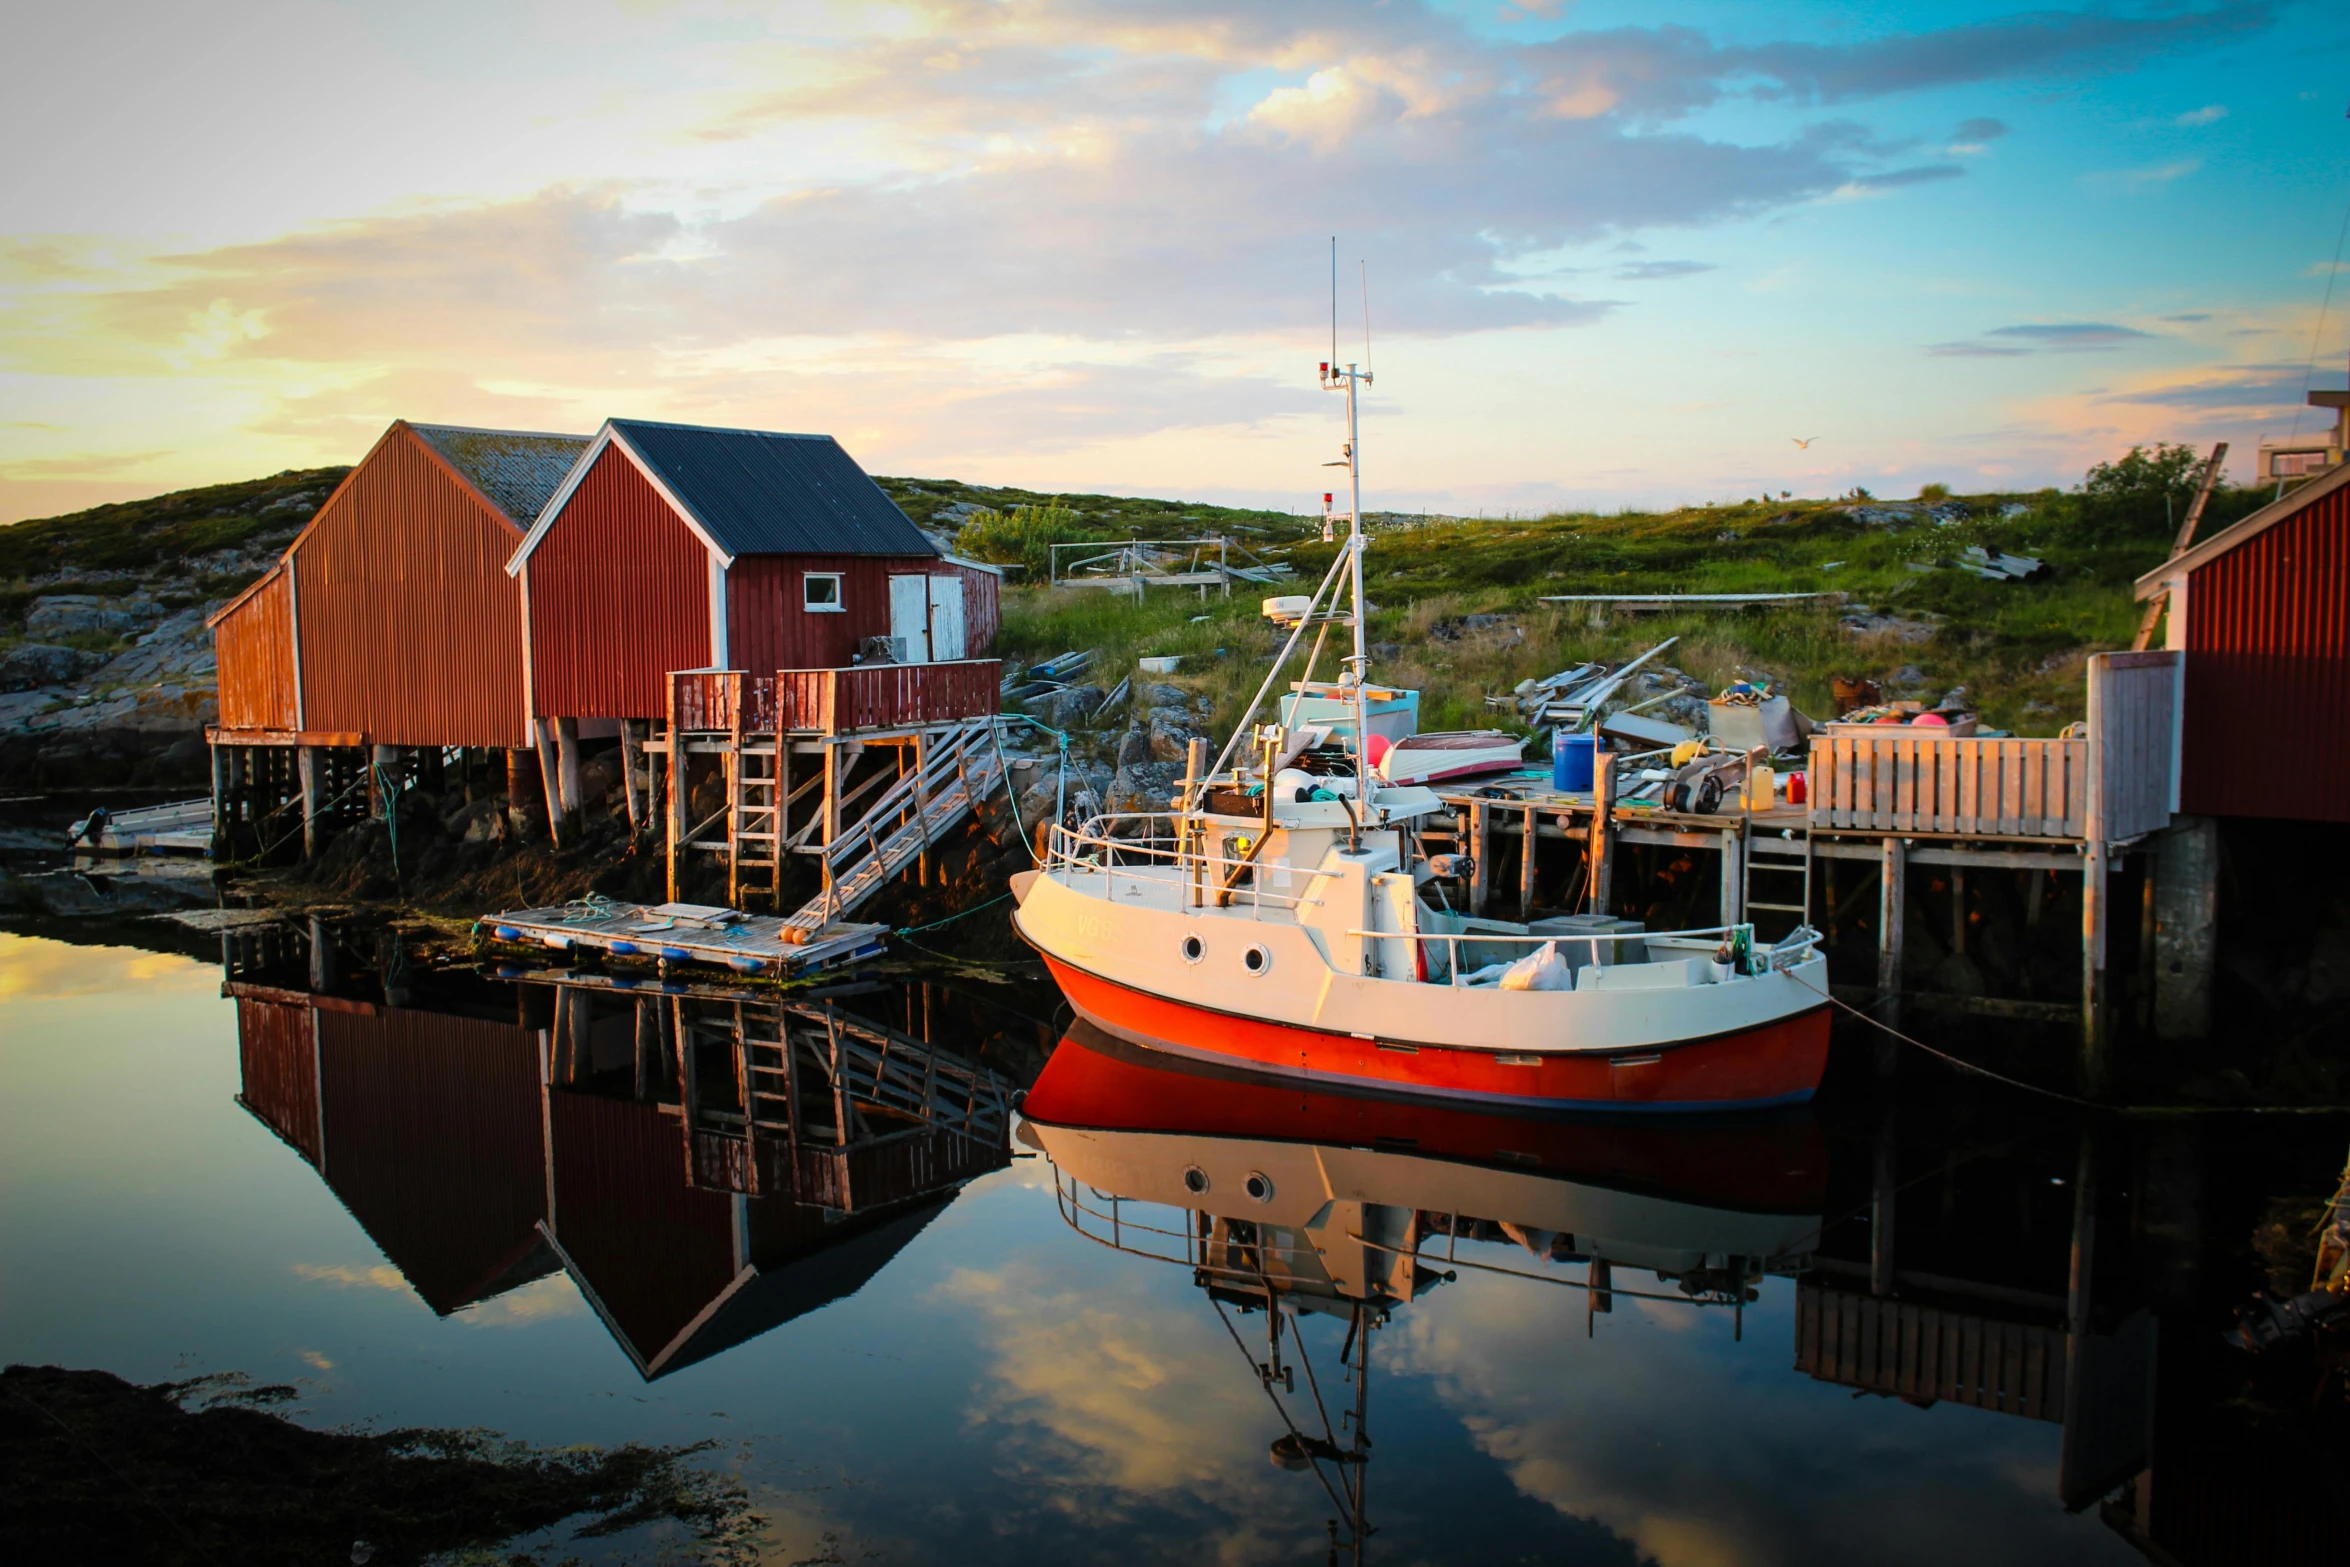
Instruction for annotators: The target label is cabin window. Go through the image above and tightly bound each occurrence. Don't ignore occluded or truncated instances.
[803,572,845,612]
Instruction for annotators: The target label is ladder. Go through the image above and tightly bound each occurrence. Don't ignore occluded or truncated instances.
[1742,828,1814,943]
[728,740,783,909]
[782,718,1006,938]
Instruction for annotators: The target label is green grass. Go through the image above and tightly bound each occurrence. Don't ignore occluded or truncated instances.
[993,458,2273,744]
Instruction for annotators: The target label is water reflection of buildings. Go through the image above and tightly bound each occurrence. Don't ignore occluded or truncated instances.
[223,927,1015,1378]
[1023,1024,2350,1567]
[1020,1025,1828,1561]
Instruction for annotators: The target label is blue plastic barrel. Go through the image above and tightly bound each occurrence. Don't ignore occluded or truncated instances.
[1553,731,1595,792]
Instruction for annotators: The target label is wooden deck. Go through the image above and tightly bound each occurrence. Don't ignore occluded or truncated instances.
[482,899,889,979]
[1429,652,2183,1062]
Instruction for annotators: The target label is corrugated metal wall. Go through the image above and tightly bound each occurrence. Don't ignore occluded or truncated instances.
[2183,484,2350,821]
[528,448,713,720]
[728,555,997,674]
[291,426,530,749]
[547,1089,738,1368]
[315,1008,549,1315]
[214,567,300,732]
[235,997,319,1162]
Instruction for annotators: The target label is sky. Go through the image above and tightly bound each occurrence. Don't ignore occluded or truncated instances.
[2,0,2347,525]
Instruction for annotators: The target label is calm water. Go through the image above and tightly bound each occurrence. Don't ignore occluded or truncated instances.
[4,918,2343,1564]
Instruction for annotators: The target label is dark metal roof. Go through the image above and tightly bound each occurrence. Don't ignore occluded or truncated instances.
[610,419,936,559]
[410,424,591,528]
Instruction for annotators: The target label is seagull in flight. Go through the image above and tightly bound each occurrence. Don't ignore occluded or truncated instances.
[1791,436,1821,449]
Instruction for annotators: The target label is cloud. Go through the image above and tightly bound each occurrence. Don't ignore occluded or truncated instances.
[2175,103,2228,126]
[2089,158,2203,189]
[2158,312,2212,323]
[0,933,216,1000]
[2307,260,2350,278]
[1613,260,1716,281]
[1986,322,2153,348]
[1927,341,2035,358]
[1954,117,2010,142]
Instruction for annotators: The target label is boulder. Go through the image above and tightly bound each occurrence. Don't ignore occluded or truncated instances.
[1138,682,1189,708]
[0,643,104,693]
[24,595,157,640]
[1036,684,1105,729]
[1116,727,1155,769]
[1106,760,1184,814]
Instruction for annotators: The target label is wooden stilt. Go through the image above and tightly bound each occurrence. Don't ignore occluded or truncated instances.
[298,745,321,859]
[665,683,685,903]
[555,718,583,821]
[2082,840,2109,1090]
[533,719,564,846]
[1870,1105,1897,1296]
[1718,826,1744,931]
[1519,803,1538,918]
[1469,801,1490,917]
[1589,756,1615,916]
[620,719,644,833]
[1878,837,1907,1064]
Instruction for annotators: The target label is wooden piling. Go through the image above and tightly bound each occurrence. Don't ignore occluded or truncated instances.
[619,719,644,832]
[1589,756,1615,915]
[1469,800,1491,917]
[1878,837,1907,1062]
[533,719,565,847]
[1717,827,1743,930]
[298,746,322,860]
[555,718,583,820]
[1519,803,1538,918]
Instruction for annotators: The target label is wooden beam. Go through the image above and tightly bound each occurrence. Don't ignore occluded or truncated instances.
[1718,827,1744,930]
[298,745,321,860]
[1519,803,1538,918]
[1589,756,1615,916]
[620,719,644,832]
[1878,836,1907,1054]
[1469,800,1490,917]
[533,718,565,847]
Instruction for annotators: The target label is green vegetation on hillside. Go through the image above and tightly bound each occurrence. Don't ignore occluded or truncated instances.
[985,445,2270,740]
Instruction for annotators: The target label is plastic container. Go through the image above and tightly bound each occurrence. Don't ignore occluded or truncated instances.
[1787,771,1807,805]
[1745,763,1775,811]
[1553,731,1596,792]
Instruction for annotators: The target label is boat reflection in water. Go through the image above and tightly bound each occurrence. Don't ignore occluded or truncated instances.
[1018,1022,1826,1560]
[223,927,1017,1378]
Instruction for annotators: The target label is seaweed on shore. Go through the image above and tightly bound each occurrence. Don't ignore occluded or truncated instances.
[1,1364,761,1565]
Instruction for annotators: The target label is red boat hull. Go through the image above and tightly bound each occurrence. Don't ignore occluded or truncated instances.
[1024,1024,1828,1213]
[1040,954,1831,1113]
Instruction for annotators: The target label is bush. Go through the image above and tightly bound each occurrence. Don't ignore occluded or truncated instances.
[2076,443,2210,540]
[953,504,1103,579]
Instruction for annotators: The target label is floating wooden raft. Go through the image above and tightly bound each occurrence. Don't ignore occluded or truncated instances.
[483,899,888,978]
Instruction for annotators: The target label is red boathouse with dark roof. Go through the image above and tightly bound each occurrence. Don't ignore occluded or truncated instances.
[507,418,998,727]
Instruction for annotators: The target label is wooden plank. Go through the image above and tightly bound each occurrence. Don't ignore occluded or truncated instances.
[1470,800,1491,917]
[1878,836,1906,1003]
[1937,742,1959,834]
[1520,803,1538,917]
[1998,742,2021,836]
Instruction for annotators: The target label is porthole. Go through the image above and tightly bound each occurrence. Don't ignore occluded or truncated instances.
[1182,1165,1211,1195]
[1244,1171,1276,1204]
[1242,944,1272,976]
[1180,933,1205,965]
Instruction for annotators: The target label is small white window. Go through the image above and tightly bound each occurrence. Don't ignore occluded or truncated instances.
[803,573,844,612]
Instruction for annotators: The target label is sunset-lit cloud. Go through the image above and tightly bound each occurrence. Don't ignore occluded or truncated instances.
[1,0,2342,521]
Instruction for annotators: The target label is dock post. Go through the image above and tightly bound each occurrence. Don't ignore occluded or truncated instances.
[533,720,565,847]
[1877,837,1907,1067]
[308,914,335,992]
[1519,803,1538,919]
[823,741,843,847]
[2151,816,2217,1040]
[2082,840,2109,1089]
[555,719,583,822]
[298,745,321,860]
[664,681,683,903]
[209,739,229,858]
[1718,826,1743,931]
[1588,756,1615,916]
[619,719,644,833]
[1870,1104,1897,1297]
[1468,801,1490,917]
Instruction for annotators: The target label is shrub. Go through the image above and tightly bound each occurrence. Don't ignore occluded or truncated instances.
[953,503,1103,578]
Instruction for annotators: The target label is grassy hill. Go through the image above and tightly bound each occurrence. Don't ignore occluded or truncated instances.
[973,448,2264,739]
[1,444,2253,738]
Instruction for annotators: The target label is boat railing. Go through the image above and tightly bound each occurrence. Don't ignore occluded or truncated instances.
[1341,923,1818,985]
[1044,816,1326,917]
[1048,1167,1786,1313]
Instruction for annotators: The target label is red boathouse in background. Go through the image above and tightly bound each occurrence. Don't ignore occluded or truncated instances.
[507,418,999,728]
[2139,456,2350,823]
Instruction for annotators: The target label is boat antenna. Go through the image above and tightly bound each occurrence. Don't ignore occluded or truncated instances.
[1360,259,1371,377]
[1319,244,1373,847]
[1330,236,1338,373]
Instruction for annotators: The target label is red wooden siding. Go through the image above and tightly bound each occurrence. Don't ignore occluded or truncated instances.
[2182,483,2350,821]
[314,1008,550,1315]
[213,567,300,732]
[235,997,320,1163]
[527,447,714,720]
[290,426,530,749]
[957,563,1000,656]
[726,555,993,671]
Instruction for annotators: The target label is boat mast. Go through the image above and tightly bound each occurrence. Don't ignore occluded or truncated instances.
[1322,238,1373,825]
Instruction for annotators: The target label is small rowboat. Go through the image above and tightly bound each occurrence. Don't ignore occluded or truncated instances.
[1374,730,1524,786]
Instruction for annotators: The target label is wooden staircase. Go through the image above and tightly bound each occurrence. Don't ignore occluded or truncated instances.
[783,717,1007,939]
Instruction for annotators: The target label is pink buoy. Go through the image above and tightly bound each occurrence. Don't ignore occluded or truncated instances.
[1364,732,1392,768]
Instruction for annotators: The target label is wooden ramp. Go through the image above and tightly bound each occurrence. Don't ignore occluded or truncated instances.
[484,899,887,979]
[782,717,1008,938]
